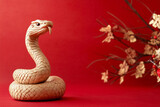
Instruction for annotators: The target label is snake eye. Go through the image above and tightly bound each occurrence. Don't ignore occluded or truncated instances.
[36,23,40,26]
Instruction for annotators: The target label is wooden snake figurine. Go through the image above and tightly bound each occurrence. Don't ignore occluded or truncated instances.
[9,20,66,101]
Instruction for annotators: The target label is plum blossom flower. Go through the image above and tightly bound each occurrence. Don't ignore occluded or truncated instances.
[157,76,160,82]
[125,48,136,59]
[126,58,136,65]
[124,31,136,43]
[112,25,119,30]
[152,31,159,36]
[118,60,129,84]
[132,61,145,78]
[144,44,155,55]
[149,39,160,45]
[102,32,114,43]
[99,25,112,33]
[124,31,133,40]
[149,13,160,29]
[129,35,137,43]
[125,48,136,65]
[151,31,160,40]
[101,70,108,83]
[113,25,126,33]
[150,68,157,76]
[155,48,160,59]
[100,25,114,43]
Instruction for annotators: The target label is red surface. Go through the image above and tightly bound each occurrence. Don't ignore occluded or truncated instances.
[0,0,160,106]
[1,84,160,107]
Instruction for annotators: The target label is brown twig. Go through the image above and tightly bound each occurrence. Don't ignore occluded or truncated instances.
[107,12,128,29]
[110,76,120,84]
[87,59,106,68]
[127,26,148,30]
[96,19,106,27]
[137,0,153,14]
[114,34,143,55]
[134,34,149,44]
[124,0,154,31]
[95,33,106,38]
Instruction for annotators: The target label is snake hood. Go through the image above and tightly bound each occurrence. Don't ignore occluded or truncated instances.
[26,19,53,37]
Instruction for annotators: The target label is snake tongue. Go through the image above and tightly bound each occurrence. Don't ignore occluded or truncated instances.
[48,26,52,34]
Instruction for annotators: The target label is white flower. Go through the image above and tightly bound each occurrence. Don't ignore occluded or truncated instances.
[101,70,108,83]
[132,61,145,78]
[119,77,124,84]
[125,48,136,59]
[118,60,129,84]
[157,76,160,82]
[123,31,136,43]
[149,13,160,29]
[100,25,114,43]
[150,68,157,76]
[129,35,136,43]
[155,48,160,59]
[144,44,155,55]
[99,25,111,33]
[102,32,114,43]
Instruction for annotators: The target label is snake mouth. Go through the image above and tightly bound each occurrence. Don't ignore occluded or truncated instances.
[44,21,53,35]
[48,26,52,34]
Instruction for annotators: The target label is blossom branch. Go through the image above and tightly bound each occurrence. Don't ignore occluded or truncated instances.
[92,1,160,84]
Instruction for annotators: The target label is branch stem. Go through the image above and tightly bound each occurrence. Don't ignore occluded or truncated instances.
[124,0,154,31]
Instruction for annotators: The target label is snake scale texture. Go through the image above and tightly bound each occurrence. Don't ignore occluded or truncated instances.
[9,20,66,101]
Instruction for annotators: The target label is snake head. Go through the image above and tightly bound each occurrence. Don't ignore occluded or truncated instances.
[27,19,53,37]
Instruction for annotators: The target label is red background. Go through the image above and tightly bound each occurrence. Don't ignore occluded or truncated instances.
[0,0,160,106]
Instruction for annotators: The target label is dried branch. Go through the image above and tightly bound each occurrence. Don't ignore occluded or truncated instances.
[127,26,148,30]
[96,19,106,27]
[90,0,160,85]
[134,34,149,44]
[124,0,154,31]
[107,12,128,29]
[87,59,106,68]
[114,34,143,55]
[137,0,153,14]
[95,33,106,38]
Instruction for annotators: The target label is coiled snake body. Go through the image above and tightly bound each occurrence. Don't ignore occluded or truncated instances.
[9,20,65,101]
